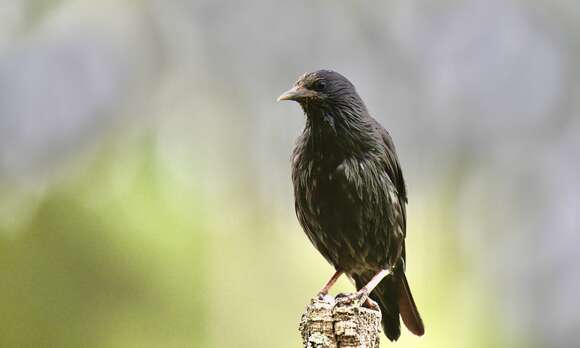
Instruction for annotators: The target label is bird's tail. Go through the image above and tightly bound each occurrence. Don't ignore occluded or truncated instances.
[354,272,424,341]
[398,272,425,337]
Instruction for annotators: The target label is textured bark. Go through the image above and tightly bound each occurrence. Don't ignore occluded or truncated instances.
[299,295,381,348]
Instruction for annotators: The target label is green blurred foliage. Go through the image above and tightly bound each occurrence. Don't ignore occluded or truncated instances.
[0,138,208,347]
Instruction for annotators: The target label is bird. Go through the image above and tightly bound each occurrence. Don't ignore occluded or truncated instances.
[277,70,424,341]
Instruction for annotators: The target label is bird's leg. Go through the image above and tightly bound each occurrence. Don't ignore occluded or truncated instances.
[336,269,392,306]
[317,270,343,298]
[363,296,380,311]
[359,269,392,294]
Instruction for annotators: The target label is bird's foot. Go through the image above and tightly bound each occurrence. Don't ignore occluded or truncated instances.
[335,288,369,307]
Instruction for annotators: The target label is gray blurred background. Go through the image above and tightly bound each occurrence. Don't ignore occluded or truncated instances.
[0,0,579,347]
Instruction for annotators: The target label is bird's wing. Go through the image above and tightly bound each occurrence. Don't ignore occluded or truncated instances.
[334,154,406,269]
[377,124,408,266]
[379,125,408,269]
[377,125,407,203]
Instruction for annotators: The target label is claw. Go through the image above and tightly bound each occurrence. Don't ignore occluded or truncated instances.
[335,288,369,307]
[335,292,349,299]
[357,288,370,304]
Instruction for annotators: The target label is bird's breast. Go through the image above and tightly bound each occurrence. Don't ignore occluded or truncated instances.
[293,147,397,272]
[293,157,377,271]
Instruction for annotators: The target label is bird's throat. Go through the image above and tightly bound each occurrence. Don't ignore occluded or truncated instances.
[303,109,341,155]
[303,106,377,158]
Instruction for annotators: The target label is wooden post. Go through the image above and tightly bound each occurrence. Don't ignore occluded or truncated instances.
[299,295,381,348]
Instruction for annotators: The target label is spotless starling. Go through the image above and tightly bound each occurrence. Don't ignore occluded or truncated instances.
[278,70,424,341]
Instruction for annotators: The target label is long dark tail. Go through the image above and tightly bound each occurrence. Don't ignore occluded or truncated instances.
[354,272,424,341]
[398,272,425,337]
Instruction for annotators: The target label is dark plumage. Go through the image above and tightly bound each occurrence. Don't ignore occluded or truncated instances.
[278,70,424,341]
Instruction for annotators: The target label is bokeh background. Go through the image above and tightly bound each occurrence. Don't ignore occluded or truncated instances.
[1,0,579,347]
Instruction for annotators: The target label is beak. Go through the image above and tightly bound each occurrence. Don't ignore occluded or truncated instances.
[277,85,316,102]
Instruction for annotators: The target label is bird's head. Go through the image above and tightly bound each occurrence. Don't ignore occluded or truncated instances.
[277,70,364,114]
[278,70,376,152]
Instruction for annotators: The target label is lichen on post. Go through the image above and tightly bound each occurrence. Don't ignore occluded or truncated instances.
[299,295,381,348]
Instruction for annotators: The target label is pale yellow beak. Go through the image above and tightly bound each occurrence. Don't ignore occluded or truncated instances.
[277,85,317,102]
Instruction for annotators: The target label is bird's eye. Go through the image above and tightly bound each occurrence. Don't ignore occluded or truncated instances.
[312,80,326,91]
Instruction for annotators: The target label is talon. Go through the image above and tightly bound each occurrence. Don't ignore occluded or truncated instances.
[356,288,370,304]
[335,289,369,307]
[335,292,349,299]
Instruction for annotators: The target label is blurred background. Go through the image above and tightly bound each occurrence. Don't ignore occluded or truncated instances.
[0,0,579,347]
